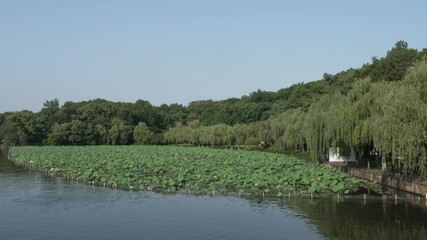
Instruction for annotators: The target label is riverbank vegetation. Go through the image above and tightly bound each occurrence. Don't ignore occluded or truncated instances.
[10,145,371,195]
[1,41,427,174]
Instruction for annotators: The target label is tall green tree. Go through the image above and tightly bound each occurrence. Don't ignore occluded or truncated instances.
[108,118,133,145]
[133,122,153,145]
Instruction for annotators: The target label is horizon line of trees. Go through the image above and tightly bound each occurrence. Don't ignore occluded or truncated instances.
[1,41,427,174]
[165,58,427,174]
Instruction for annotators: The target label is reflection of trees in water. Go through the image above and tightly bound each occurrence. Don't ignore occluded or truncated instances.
[287,197,427,240]
[0,147,25,173]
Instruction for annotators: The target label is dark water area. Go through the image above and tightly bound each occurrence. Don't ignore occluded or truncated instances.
[1,148,427,240]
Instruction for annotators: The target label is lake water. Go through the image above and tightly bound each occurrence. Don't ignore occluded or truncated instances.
[1,148,426,240]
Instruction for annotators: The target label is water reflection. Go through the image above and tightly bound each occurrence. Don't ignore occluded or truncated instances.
[281,196,427,240]
[1,148,427,240]
[0,149,324,240]
[0,147,24,173]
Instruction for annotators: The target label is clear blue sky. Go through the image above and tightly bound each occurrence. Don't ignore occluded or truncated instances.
[1,0,426,112]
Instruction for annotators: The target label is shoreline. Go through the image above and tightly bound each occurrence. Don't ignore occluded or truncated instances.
[325,163,427,197]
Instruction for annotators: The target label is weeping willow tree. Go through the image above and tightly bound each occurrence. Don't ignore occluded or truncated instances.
[304,91,349,162]
[323,60,427,173]
[279,108,306,151]
[370,60,427,173]
[188,120,202,145]
[232,123,248,147]
[343,77,377,161]
[269,113,286,148]
[164,122,189,144]
[303,68,427,170]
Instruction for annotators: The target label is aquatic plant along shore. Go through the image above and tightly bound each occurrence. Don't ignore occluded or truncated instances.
[10,145,374,196]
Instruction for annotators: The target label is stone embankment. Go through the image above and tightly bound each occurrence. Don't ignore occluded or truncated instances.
[325,163,427,197]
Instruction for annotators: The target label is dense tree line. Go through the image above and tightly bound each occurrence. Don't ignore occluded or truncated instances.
[1,41,427,174]
[165,53,427,174]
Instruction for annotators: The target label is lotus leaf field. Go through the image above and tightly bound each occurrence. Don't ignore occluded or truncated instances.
[10,146,372,196]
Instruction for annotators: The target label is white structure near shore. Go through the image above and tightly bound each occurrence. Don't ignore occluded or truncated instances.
[328,147,356,163]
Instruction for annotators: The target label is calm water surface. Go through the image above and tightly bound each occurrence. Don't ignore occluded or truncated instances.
[1,148,426,240]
